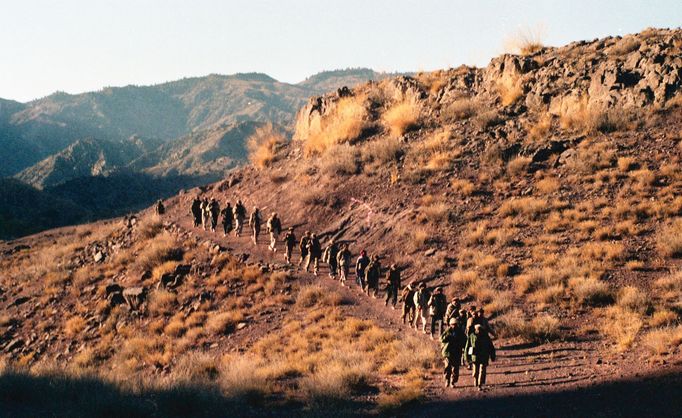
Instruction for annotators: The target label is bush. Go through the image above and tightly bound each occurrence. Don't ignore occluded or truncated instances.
[442,98,479,121]
[300,359,371,403]
[617,286,649,314]
[657,219,682,258]
[602,306,642,351]
[569,277,613,307]
[494,310,561,342]
[220,355,268,400]
[304,96,369,155]
[362,137,403,164]
[64,316,86,338]
[297,286,343,308]
[319,143,360,176]
[206,311,245,335]
[247,123,287,169]
[383,99,422,138]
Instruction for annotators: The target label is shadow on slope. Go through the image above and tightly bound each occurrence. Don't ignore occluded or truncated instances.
[0,369,367,418]
[0,173,216,240]
[411,369,682,418]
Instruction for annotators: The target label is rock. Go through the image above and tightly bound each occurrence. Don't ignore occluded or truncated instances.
[93,251,105,263]
[10,296,30,307]
[122,287,148,311]
[4,338,23,352]
[424,248,437,257]
[105,284,124,297]
[236,322,248,330]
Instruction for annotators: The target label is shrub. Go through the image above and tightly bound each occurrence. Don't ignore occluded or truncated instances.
[383,99,422,138]
[362,137,403,164]
[420,202,450,224]
[247,123,287,169]
[473,110,502,129]
[220,355,268,399]
[64,316,86,338]
[657,219,682,258]
[297,286,343,308]
[617,286,649,314]
[602,306,642,351]
[527,113,552,143]
[442,98,479,121]
[206,311,244,335]
[136,232,183,272]
[536,177,560,194]
[304,96,369,155]
[319,143,360,176]
[451,179,476,196]
[507,156,532,175]
[148,290,177,316]
[617,157,639,172]
[496,76,524,107]
[505,27,545,55]
[569,277,613,307]
[494,310,560,342]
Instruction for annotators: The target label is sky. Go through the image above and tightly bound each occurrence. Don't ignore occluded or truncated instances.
[1,0,681,102]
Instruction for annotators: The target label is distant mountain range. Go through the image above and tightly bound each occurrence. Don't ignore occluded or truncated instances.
[0,68,398,238]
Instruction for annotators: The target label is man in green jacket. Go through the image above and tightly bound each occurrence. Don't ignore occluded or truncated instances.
[465,324,496,391]
[440,317,466,388]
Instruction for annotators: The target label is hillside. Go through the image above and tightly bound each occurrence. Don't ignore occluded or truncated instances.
[2,68,395,178]
[1,28,682,417]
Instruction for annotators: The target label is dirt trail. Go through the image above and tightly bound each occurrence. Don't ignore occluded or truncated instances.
[163,197,682,405]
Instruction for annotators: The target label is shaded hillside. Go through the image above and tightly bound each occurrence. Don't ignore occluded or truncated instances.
[131,121,266,178]
[16,136,165,189]
[0,179,90,238]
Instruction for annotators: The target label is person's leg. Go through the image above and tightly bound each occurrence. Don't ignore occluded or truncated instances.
[473,363,480,385]
[430,316,436,336]
[480,363,487,387]
[443,358,452,387]
[451,357,460,385]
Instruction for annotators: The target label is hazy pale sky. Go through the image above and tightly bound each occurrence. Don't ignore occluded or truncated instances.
[2,0,680,102]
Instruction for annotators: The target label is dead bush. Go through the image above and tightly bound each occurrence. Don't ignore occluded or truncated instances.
[442,98,479,121]
[304,96,369,155]
[602,306,643,351]
[206,311,245,335]
[247,123,287,169]
[362,137,403,164]
[657,219,682,258]
[383,98,422,138]
[319,143,360,176]
[569,277,614,307]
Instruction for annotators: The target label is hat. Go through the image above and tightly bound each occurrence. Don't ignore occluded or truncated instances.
[449,318,457,326]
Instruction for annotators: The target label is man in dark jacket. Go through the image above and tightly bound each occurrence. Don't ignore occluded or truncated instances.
[365,255,381,298]
[384,264,401,308]
[190,197,202,227]
[305,233,322,276]
[466,324,496,391]
[355,250,370,289]
[400,282,416,325]
[428,287,448,339]
[441,317,466,388]
[221,202,233,236]
[283,227,297,264]
[298,231,311,269]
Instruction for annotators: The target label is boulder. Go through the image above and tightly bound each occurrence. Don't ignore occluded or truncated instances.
[122,287,148,311]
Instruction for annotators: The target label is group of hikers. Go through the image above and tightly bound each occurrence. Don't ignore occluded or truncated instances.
[187,195,497,391]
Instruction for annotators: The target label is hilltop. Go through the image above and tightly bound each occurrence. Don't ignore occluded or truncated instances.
[1,28,682,417]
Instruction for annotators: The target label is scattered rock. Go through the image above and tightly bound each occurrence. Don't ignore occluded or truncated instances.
[93,251,105,263]
[10,296,30,307]
[424,248,437,257]
[4,338,24,352]
[122,287,148,311]
[236,322,248,330]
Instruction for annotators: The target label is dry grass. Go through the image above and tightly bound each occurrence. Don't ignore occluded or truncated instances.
[527,113,552,143]
[602,306,643,351]
[496,76,524,107]
[451,178,476,196]
[383,98,422,138]
[651,310,679,328]
[64,316,86,338]
[657,219,682,258]
[536,177,560,194]
[617,286,649,314]
[147,289,177,316]
[362,137,403,164]
[420,201,450,224]
[507,156,532,175]
[494,309,561,342]
[569,277,614,307]
[296,285,343,308]
[505,26,545,55]
[247,123,287,169]
[206,311,245,335]
[559,95,636,134]
[135,232,183,272]
[319,143,360,176]
[442,98,479,121]
[642,326,682,357]
[654,271,682,301]
[617,156,639,172]
[499,197,550,219]
[304,96,369,155]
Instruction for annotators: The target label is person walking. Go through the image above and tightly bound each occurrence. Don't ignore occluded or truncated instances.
[298,231,311,270]
[305,233,322,276]
[283,227,296,264]
[233,200,246,237]
[355,250,370,290]
[266,212,282,252]
[384,264,401,309]
[190,197,202,227]
[249,207,261,245]
[221,202,233,236]
[428,287,448,339]
[400,282,416,325]
[337,244,351,286]
[441,317,466,388]
[466,324,496,391]
[323,239,339,279]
